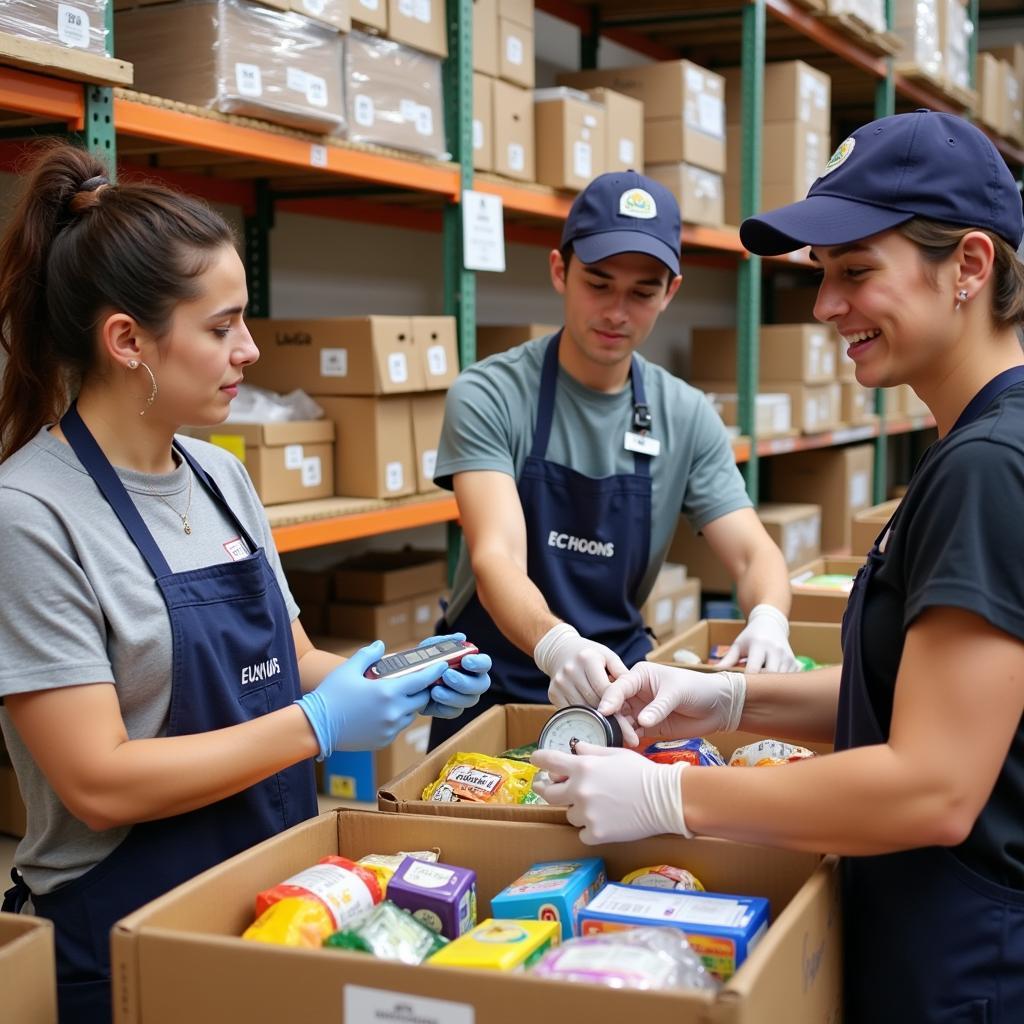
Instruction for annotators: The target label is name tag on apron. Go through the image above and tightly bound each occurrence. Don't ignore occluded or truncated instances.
[624,432,661,457]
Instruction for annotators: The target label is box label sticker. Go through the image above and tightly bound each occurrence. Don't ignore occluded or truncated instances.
[415,601,433,623]
[354,94,375,127]
[618,137,635,164]
[209,434,246,463]
[507,143,524,172]
[284,444,305,470]
[385,462,405,492]
[57,4,90,48]
[573,141,592,179]
[235,63,263,98]
[398,0,415,16]
[850,471,870,510]
[301,456,322,488]
[388,352,409,384]
[426,344,448,376]
[415,105,434,136]
[310,143,328,167]
[654,597,673,626]
[320,348,348,377]
[306,74,328,108]
[415,0,432,22]
[404,861,456,889]
[344,986,474,1024]
[359,0,379,8]
[506,34,524,65]
[473,118,484,150]
[685,66,704,93]
[287,67,309,95]
[697,93,724,138]
[422,448,438,480]
[303,0,327,13]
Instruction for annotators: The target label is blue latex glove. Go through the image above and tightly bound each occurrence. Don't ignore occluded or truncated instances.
[296,640,439,758]
[415,633,493,720]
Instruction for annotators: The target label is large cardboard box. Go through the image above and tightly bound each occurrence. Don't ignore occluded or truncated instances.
[498,15,533,88]
[534,88,605,191]
[323,716,430,800]
[850,498,901,556]
[386,0,446,56]
[771,443,874,551]
[247,316,422,396]
[472,71,494,172]
[768,382,842,435]
[691,324,837,383]
[411,392,446,493]
[472,0,498,75]
[8,0,111,55]
[646,163,724,227]
[115,0,345,133]
[185,420,334,505]
[586,87,644,173]
[476,322,556,359]
[328,597,415,645]
[667,518,732,593]
[498,0,532,24]
[318,395,416,498]
[986,43,1024,144]
[412,315,459,390]
[758,502,822,569]
[493,79,535,180]
[333,548,447,603]
[640,564,701,640]
[648,619,842,670]
[351,0,386,29]
[976,52,1005,133]
[722,60,831,130]
[0,913,57,1024]
[701,389,793,438]
[841,381,877,425]
[789,556,865,623]
[112,808,841,1024]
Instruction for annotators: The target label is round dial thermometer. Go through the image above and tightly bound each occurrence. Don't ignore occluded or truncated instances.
[537,706,623,755]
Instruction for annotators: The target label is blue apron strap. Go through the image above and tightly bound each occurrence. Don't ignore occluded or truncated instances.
[174,442,260,554]
[951,365,1024,432]
[2,867,31,914]
[529,331,562,460]
[61,403,172,578]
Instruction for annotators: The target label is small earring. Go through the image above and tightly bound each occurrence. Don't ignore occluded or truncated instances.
[955,288,969,311]
[137,360,158,416]
[127,359,138,369]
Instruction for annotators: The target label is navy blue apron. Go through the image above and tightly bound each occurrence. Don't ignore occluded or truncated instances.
[836,368,1024,1023]
[2,404,317,1024]
[430,331,654,748]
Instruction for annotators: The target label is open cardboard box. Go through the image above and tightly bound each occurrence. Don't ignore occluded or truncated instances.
[112,809,841,1024]
[790,556,865,624]
[0,912,57,1024]
[648,619,842,670]
[850,498,901,557]
[379,704,834,822]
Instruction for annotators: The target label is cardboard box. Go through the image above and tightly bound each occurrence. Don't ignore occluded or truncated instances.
[185,420,334,505]
[387,0,446,57]
[476,323,556,359]
[247,316,422,396]
[640,564,701,639]
[939,0,972,92]
[328,597,415,645]
[286,566,335,605]
[586,87,644,173]
[288,0,350,31]
[648,619,842,671]
[498,0,532,25]
[667,518,733,593]
[691,324,837,384]
[975,53,1004,133]
[644,113,726,173]
[534,88,605,191]
[769,382,842,435]
[112,807,841,1024]
[318,395,415,498]
[472,0,498,75]
[722,60,831,130]
[323,716,431,800]
[771,443,874,551]
[410,588,446,633]
[771,285,818,323]
[493,79,535,181]
[472,71,494,172]
[850,498,900,556]
[789,556,865,623]
[726,122,829,211]
[0,913,57,1024]
[986,43,1024,144]
[411,392,446,493]
[351,0,386,29]
[700,389,793,438]
[333,548,447,603]
[758,502,822,569]
[841,381,877,425]
[646,163,724,227]
[8,0,111,55]
[115,0,345,134]
[498,15,533,88]
[412,316,458,390]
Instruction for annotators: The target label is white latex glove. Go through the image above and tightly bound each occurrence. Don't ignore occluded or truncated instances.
[532,743,692,844]
[597,661,747,748]
[716,604,799,673]
[534,623,628,708]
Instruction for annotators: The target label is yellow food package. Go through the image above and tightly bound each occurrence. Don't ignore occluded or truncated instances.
[422,752,539,805]
[429,918,559,970]
[357,851,440,894]
[241,896,335,948]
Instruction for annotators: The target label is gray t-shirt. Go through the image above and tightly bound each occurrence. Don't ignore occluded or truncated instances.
[435,335,751,623]
[0,428,298,895]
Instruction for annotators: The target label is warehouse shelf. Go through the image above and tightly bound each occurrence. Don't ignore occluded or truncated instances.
[0,65,84,129]
[268,494,459,553]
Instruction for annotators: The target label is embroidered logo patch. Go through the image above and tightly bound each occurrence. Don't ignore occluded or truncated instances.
[619,188,657,219]
[822,137,855,176]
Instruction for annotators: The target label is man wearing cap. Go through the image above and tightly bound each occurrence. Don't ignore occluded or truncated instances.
[428,170,797,748]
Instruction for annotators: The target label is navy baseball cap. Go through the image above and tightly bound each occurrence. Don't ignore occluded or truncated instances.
[561,170,681,275]
[741,109,1024,256]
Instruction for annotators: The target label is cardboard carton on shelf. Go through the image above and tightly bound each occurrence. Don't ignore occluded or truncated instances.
[984,43,1024,145]
[691,324,838,384]
[758,502,822,569]
[498,0,532,25]
[386,0,447,57]
[768,382,843,435]
[699,389,793,439]
[492,79,535,181]
[0,913,57,1024]
[472,71,495,172]
[975,52,1006,133]
[498,14,534,89]
[645,163,724,227]
[4,0,111,55]
[472,0,498,75]
[789,555,866,623]
[850,498,901,556]
[667,517,732,593]
[328,596,415,647]
[475,323,558,360]
[411,392,447,494]
[411,316,459,391]
[639,563,701,640]
[332,548,447,603]
[112,806,841,1024]
[841,381,877,425]
[288,0,350,31]
[721,60,831,130]
[585,87,644,173]
[533,88,606,192]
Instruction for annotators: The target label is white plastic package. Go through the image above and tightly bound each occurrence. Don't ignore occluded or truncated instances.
[1,0,109,56]
[225,384,324,423]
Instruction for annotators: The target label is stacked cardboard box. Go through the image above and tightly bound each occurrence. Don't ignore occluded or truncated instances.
[639,563,701,642]
[939,0,973,96]
[533,87,605,191]
[825,0,886,33]
[981,45,1024,145]
[892,0,942,79]
[789,555,865,622]
[0,913,57,1024]
[475,323,559,360]
[246,316,457,499]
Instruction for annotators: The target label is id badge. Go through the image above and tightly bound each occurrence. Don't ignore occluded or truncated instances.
[624,431,661,457]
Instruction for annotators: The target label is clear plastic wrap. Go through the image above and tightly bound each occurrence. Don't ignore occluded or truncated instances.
[343,29,450,159]
[1,0,109,56]
[115,0,346,134]
[892,0,942,75]
[941,0,973,91]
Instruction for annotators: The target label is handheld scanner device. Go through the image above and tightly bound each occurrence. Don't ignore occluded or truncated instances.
[364,639,480,680]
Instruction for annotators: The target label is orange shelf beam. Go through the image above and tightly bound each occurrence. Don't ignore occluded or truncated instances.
[766,0,886,77]
[0,66,84,129]
[113,95,460,199]
[474,177,574,219]
[271,497,459,552]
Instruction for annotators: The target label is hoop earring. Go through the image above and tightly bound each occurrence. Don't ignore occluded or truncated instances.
[955,288,969,312]
[134,360,158,416]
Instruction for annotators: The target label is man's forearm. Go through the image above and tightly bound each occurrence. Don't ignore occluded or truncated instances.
[739,664,842,744]
[735,541,792,617]
[474,552,562,657]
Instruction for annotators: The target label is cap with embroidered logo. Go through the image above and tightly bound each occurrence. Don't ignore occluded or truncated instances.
[740,109,1024,256]
[560,170,681,275]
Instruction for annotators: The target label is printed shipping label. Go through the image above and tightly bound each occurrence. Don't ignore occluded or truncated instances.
[473,118,484,150]
[354,94,375,127]
[385,462,405,492]
[422,449,438,480]
[301,456,322,488]
[310,144,328,167]
[697,93,724,138]
[57,4,90,48]
[415,0,432,22]
[399,0,415,16]
[387,352,409,384]
[284,444,305,470]
[359,0,380,8]
[416,105,434,136]
[320,348,348,377]
[344,986,474,1024]
[507,144,525,172]
[235,63,263,98]
[427,344,448,376]
[618,138,635,164]
[305,74,328,108]
[400,98,420,122]
[573,141,592,179]
[506,34,524,65]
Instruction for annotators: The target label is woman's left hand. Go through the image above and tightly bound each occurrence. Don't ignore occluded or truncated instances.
[415,633,493,719]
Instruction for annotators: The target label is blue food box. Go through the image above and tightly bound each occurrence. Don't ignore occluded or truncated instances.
[490,858,606,940]
[576,882,769,980]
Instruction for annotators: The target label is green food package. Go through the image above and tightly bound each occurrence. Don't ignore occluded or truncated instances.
[324,901,449,964]
[795,655,820,672]
[499,743,538,763]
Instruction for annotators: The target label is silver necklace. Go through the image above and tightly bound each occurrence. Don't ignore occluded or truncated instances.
[148,459,193,535]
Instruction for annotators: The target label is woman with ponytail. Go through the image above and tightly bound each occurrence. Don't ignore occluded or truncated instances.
[0,144,491,1023]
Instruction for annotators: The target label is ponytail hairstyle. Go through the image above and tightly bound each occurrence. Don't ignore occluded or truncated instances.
[0,141,235,459]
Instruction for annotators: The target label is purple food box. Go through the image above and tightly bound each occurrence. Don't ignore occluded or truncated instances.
[386,857,477,940]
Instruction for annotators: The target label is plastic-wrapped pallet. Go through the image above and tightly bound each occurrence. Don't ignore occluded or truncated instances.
[343,29,449,160]
[1,0,110,55]
[891,0,942,76]
[115,0,346,134]
[939,0,973,92]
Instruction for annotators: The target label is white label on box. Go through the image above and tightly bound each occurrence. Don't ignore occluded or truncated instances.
[415,105,434,136]
[462,189,506,273]
[287,67,309,94]
[320,348,348,377]
[306,74,328,108]
[415,0,432,22]
[57,4,90,48]
[804,131,824,192]
[400,98,420,122]
[415,603,432,624]
[654,597,673,627]
[427,344,448,376]
[303,0,326,14]
[301,456,322,487]
[284,444,305,470]
[587,885,751,927]
[359,0,380,8]
[675,595,696,624]
[507,143,524,172]
[573,141,592,179]
[783,525,799,564]
[506,34,524,65]
[399,0,415,15]
[388,352,409,384]
[384,463,404,492]
[404,861,456,889]
[309,143,328,167]
[618,137,635,164]
[422,449,438,481]
[235,63,263,98]
[354,94,375,127]
[473,118,484,150]
[697,93,724,138]
[805,397,819,431]
[583,114,597,128]
[685,66,704,92]
[850,471,870,510]
[345,986,474,1024]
